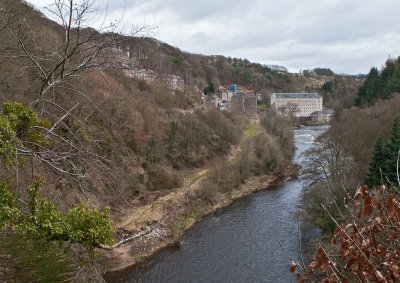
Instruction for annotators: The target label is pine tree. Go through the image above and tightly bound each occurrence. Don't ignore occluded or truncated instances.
[365,133,385,187]
[355,67,380,106]
[383,118,400,185]
[354,57,400,106]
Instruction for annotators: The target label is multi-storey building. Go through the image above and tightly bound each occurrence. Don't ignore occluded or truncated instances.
[125,68,185,92]
[270,92,323,117]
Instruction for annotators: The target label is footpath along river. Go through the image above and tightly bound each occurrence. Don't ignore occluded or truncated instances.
[106,125,328,283]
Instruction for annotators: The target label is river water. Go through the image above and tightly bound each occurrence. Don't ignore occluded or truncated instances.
[106,125,328,283]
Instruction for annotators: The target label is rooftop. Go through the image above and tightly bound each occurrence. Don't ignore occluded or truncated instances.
[273,92,321,98]
[311,109,334,115]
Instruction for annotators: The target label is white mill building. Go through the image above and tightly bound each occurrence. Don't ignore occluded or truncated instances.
[270,92,323,117]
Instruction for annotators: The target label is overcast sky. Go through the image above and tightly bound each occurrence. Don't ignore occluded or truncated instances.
[26,0,400,74]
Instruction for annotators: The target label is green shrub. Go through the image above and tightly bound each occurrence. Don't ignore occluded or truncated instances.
[1,179,115,247]
[0,182,21,229]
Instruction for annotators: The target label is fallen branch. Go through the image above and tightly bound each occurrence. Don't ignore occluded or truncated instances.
[98,205,181,250]
[97,227,152,250]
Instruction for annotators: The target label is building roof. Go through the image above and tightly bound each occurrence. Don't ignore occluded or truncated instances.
[322,109,334,114]
[273,92,321,98]
[311,109,334,115]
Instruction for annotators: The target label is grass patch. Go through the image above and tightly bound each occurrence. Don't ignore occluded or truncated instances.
[172,210,203,239]
[257,104,267,109]
[245,123,258,138]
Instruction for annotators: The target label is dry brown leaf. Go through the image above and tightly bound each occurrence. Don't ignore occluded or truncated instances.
[290,260,297,273]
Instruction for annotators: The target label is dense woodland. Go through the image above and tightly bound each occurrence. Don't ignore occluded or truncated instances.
[355,57,400,106]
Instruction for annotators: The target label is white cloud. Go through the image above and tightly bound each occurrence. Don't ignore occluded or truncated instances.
[26,0,400,74]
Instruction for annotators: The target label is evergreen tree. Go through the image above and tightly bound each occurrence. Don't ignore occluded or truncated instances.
[321,80,333,93]
[355,57,400,106]
[365,133,384,187]
[203,80,215,95]
[383,117,400,185]
[380,58,395,93]
[383,67,400,99]
[355,67,380,106]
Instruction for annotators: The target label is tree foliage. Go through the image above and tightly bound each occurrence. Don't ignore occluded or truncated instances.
[0,102,50,167]
[313,68,335,76]
[203,80,215,95]
[383,117,400,185]
[364,118,400,187]
[321,80,333,93]
[0,102,114,247]
[355,57,400,106]
[0,179,114,247]
[365,133,385,188]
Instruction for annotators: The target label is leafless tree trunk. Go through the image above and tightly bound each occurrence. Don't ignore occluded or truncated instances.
[0,0,146,191]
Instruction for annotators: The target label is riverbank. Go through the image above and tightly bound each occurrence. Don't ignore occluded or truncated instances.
[101,165,298,275]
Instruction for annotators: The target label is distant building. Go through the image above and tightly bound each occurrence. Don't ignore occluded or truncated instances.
[204,94,219,110]
[270,92,323,117]
[218,89,234,102]
[164,74,185,92]
[126,68,157,84]
[125,68,184,92]
[204,88,257,118]
[310,109,334,122]
[229,92,257,118]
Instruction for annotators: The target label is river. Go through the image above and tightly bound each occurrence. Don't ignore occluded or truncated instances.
[106,125,328,283]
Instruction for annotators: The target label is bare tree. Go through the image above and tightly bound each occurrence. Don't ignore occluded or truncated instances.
[302,134,353,189]
[0,0,146,191]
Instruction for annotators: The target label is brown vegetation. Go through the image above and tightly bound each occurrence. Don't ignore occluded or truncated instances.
[293,185,400,283]
[329,94,400,181]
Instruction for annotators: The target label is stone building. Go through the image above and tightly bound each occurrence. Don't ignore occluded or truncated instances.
[204,94,219,111]
[310,109,334,122]
[270,92,323,117]
[203,91,257,118]
[217,89,234,102]
[125,68,184,92]
[125,68,157,84]
[164,74,185,92]
[229,92,257,118]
